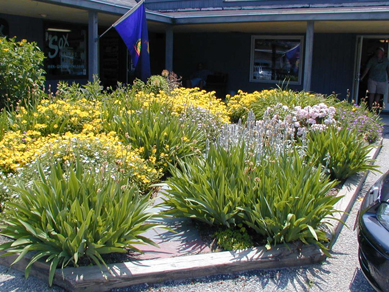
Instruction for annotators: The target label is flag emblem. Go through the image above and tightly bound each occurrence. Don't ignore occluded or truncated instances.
[135,39,141,56]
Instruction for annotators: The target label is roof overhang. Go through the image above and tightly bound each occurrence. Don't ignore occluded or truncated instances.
[167,6,389,24]
[2,0,389,34]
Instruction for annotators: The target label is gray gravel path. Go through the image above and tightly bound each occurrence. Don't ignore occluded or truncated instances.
[1,121,388,292]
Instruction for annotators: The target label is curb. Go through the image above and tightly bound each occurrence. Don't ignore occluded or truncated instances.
[0,140,383,292]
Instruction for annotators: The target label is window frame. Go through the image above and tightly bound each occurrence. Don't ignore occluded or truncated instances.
[250,35,304,85]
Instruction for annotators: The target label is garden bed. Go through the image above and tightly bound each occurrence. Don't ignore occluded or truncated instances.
[0,139,382,291]
[0,37,385,291]
[0,146,380,292]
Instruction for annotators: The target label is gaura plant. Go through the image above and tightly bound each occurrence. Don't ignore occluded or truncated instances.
[0,159,161,286]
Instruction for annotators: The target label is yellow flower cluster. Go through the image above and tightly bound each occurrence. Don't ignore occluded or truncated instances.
[37,98,101,120]
[135,87,230,123]
[227,89,276,111]
[12,98,103,134]
[0,130,158,186]
[227,90,260,114]
[0,130,51,173]
[18,39,27,46]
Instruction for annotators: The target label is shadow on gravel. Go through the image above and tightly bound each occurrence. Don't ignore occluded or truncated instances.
[116,265,336,292]
[0,266,63,292]
[349,267,375,292]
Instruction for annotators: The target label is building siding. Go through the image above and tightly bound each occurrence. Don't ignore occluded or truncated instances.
[311,33,356,99]
[173,31,357,98]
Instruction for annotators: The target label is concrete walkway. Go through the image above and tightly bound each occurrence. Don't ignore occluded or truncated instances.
[129,193,211,261]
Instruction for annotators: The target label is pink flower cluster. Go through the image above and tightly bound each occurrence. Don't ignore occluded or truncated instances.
[264,103,336,138]
[290,103,336,137]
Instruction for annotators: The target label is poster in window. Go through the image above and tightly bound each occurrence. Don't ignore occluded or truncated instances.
[44,25,87,78]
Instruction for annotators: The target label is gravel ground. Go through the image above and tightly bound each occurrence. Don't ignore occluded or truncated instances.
[1,122,388,292]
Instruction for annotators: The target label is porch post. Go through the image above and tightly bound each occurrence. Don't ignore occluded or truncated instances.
[165,26,173,71]
[88,11,99,81]
[303,21,314,92]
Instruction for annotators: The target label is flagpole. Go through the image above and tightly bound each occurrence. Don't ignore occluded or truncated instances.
[98,0,145,39]
[99,25,114,39]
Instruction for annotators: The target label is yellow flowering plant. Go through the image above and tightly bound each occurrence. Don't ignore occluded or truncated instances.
[8,95,103,135]
[0,130,161,209]
[136,87,230,124]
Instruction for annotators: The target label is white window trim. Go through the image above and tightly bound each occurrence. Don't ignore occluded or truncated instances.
[250,35,304,85]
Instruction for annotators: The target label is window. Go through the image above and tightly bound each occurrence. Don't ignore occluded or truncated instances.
[44,24,87,79]
[250,36,303,84]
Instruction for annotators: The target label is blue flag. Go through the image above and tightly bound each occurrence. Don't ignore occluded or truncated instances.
[114,2,151,82]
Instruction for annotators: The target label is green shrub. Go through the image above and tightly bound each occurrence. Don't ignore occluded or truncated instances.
[163,143,341,253]
[214,225,254,251]
[0,160,159,286]
[163,143,250,227]
[131,75,169,95]
[111,102,206,175]
[54,78,106,102]
[0,109,9,140]
[240,150,340,253]
[0,37,45,109]
[305,126,379,181]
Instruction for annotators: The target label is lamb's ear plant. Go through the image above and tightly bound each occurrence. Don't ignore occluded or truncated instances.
[0,159,160,286]
[305,126,379,181]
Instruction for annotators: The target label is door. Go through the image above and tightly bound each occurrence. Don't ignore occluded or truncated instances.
[354,36,389,112]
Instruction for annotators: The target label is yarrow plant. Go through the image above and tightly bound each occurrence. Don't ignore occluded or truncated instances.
[286,103,337,138]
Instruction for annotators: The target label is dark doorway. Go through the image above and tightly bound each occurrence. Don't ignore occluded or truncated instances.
[358,38,389,108]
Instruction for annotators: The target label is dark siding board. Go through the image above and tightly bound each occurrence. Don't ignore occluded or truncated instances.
[174,31,357,96]
[0,14,44,47]
[310,33,356,99]
[173,32,251,95]
[173,32,303,96]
